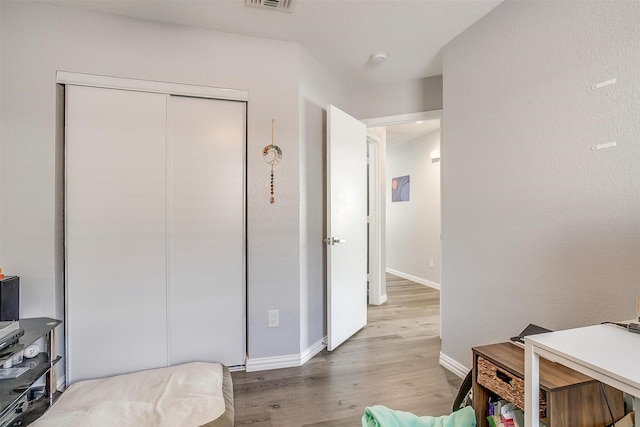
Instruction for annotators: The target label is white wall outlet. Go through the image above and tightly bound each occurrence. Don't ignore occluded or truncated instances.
[268,309,279,327]
[429,258,434,269]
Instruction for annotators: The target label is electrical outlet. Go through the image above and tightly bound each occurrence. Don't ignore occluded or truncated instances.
[429,258,434,269]
[268,309,279,327]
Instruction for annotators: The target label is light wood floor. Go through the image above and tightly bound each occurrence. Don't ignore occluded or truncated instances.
[232,274,463,426]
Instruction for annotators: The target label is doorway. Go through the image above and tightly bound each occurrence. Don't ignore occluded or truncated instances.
[363,111,442,308]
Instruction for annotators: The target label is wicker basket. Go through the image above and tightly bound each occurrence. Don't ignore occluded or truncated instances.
[477,356,547,418]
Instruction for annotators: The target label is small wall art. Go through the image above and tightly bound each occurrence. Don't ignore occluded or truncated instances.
[391,175,410,202]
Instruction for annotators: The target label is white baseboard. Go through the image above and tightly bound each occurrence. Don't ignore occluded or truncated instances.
[300,337,325,365]
[439,352,469,379]
[245,337,325,372]
[245,354,300,372]
[386,268,440,291]
[368,293,387,305]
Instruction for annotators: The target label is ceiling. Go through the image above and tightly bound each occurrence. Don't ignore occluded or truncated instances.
[381,118,441,147]
[49,0,502,85]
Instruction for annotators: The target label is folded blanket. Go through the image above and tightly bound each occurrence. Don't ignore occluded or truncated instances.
[31,362,226,427]
[362,405,476,427]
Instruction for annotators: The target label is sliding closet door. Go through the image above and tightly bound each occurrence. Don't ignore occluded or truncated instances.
[66,85,168,383]
[168,96,245,366]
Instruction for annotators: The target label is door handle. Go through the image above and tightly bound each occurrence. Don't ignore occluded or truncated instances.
[323,237,347,245]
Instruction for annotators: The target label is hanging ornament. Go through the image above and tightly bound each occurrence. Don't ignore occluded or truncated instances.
[262,119,282,204]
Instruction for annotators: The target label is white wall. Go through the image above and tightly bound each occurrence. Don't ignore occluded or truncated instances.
[441,1,640,369]
[386,130,441,287]
[0,1,303,363]
[0,3,2,237]
[299,48,352,352]
[352,75,443,120]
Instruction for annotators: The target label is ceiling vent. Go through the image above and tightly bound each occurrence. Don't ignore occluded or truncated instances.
[245,0,295,13]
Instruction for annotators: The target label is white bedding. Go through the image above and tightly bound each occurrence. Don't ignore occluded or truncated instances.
[31,362,226,427]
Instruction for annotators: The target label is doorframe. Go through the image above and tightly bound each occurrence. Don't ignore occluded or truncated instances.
[366,131,384,305]
[362,109,443,306]
[56,71,248,101]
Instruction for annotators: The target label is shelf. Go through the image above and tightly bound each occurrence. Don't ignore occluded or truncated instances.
[473,342,596,391]
[7,390,62,426]
[0,318,61,367]
[0,318,62,425]
[0,354,61,418]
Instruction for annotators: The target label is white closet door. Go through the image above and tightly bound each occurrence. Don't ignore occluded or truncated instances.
[66,85,169,383]
[168,96,245,366]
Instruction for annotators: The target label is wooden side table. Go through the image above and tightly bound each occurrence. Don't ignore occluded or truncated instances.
[472,342,623,427]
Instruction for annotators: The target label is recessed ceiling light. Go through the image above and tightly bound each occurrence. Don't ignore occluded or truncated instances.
[416,121,424,124]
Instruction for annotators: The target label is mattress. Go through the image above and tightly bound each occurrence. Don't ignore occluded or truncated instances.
[30,362,234,427]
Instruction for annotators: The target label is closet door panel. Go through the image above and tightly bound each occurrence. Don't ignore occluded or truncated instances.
[168,96,245,366]
[66,85,168,383]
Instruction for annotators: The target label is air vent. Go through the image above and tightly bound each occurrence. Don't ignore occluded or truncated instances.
[245,0,295,13]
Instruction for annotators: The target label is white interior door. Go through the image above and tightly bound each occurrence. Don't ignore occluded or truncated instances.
[66,85,169,383]
[326,105,368,351]
[168,96,246,366]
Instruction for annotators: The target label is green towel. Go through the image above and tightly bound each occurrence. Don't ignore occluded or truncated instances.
[362,405,476,427]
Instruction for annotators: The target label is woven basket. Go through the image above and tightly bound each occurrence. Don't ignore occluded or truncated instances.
[477,356,547,418]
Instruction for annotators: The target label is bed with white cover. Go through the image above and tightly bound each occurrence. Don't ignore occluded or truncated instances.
[30,362,234,427]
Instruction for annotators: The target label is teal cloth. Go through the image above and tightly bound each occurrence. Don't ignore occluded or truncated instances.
[362,405,476,427]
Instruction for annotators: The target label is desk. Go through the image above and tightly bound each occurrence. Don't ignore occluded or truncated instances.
[473,342,622,427]
[525,324,640,427]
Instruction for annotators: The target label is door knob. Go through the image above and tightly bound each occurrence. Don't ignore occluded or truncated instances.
[323,237,346,245]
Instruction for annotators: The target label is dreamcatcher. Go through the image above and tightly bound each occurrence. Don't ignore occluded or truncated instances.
[262,119,282,204]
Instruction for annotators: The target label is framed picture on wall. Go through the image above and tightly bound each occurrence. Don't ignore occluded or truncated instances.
[391,175,410,202]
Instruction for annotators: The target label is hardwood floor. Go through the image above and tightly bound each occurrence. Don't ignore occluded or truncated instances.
[232,274,463,426]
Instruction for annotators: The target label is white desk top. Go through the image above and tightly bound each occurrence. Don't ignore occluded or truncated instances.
[525,323,640,394]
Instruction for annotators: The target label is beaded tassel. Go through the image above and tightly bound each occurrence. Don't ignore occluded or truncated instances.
[270,166,275,204]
